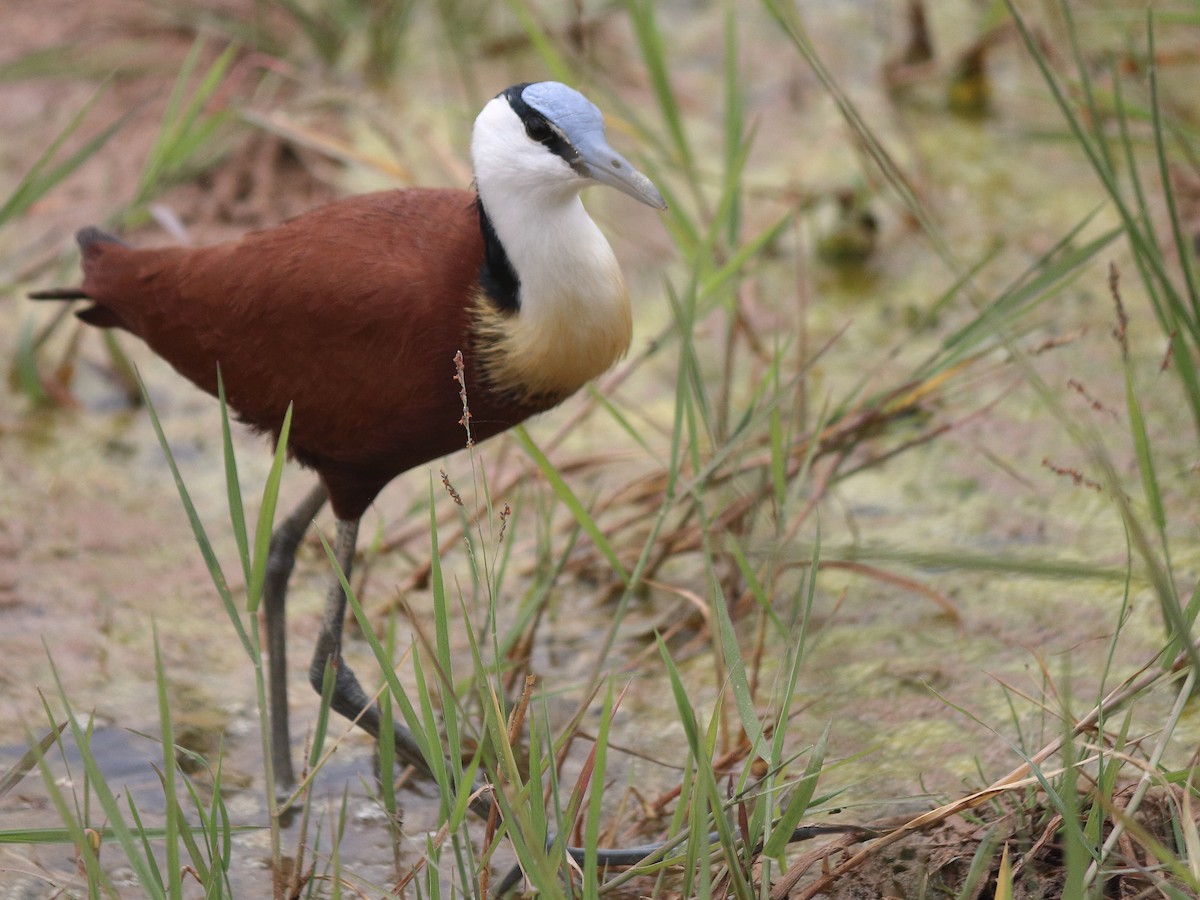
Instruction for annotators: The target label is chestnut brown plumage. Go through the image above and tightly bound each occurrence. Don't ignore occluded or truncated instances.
[30,82,666,797]
[73,191,548,520]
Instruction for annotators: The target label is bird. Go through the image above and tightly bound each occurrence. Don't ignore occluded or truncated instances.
[29,81,666,798]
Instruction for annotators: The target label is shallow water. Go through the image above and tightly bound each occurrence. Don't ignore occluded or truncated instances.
[3,0,1199,895]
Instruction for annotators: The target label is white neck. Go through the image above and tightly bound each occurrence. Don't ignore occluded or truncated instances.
[472,103,632,400]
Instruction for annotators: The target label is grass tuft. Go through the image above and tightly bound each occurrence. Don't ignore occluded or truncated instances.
[7,0,1200,895]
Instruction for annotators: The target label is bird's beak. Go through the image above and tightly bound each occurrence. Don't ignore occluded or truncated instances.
[576,137,667,210]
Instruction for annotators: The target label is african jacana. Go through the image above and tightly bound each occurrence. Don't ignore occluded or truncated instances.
[30,82,665,794]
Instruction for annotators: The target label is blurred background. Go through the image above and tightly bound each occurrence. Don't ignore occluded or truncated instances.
[2,1,1200,896]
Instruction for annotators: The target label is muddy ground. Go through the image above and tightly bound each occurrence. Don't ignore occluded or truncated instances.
[2,1,1199,897]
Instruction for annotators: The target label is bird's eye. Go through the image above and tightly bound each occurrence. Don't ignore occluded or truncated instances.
[525,115,552,142]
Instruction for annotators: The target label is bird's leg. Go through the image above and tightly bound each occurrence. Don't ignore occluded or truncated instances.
[309,519,492,816]
[308,518,436,776]
[262,482,328,789]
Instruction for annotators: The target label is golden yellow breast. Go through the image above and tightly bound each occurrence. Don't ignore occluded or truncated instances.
[472,274,632,404]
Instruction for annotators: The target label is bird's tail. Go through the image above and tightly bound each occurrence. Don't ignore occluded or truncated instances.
[28,227,126,300]
[28,286,89,300]
[28,228,129,327]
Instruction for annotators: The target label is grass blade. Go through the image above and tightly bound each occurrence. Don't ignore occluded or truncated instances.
[515,427,629,586]
[0,82,133,225]
[247,403,293,612]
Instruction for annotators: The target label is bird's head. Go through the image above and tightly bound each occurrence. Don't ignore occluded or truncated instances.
[472,82,666,211]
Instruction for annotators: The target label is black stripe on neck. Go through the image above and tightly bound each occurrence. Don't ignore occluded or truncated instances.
[477,196,520,313]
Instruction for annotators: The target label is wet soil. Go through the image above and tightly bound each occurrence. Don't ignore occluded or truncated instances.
[2,1,1199,897]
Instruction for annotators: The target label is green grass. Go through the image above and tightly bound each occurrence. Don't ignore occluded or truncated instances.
[4,0,1200,896]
